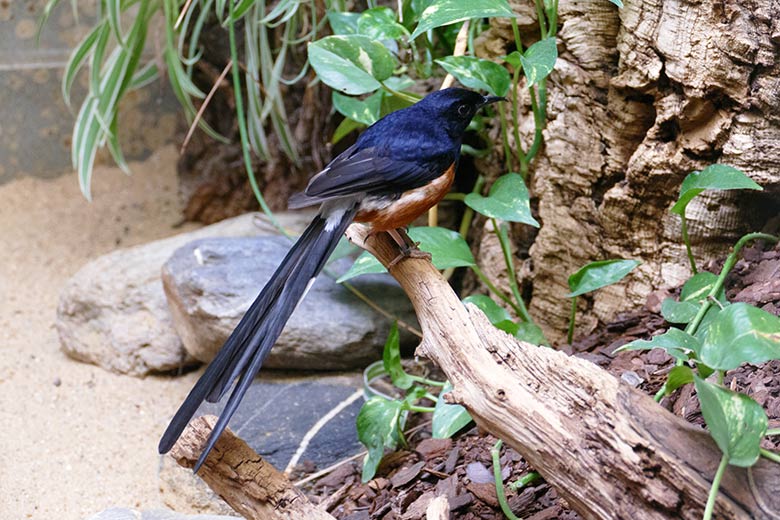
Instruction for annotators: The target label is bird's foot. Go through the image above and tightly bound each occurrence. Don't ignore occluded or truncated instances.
[387,247,431,268]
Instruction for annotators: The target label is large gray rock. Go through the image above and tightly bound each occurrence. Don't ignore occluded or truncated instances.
[57,212,313,376]
[162,236,417,369]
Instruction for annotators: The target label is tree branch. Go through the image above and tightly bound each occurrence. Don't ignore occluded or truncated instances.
[170,415,336,520]
[345,223,780,520]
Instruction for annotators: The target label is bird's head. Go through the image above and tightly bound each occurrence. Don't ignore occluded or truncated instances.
[416,88,505,136]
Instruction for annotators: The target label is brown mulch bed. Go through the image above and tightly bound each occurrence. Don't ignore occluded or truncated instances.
[300,242,780,519]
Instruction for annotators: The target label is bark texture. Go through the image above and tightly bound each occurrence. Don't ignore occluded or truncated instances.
[477,0,780,341]
[170,415,336,520]
[346,224,780,520]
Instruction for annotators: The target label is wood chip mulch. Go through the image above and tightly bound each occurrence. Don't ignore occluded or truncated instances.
[299,242,780,519]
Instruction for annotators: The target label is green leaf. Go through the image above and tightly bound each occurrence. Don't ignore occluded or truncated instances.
[328,11,360,35]
[434,56,511,98]
[357,7,409,41]
[609,0,624,7]
[520,37,557,85]
[332,91,382,125]
[699,303,780,371]
[503,50,521,69]
[666,366,694,394]
[462,295,548,345]
[567,259,640,297]
[408,227,476,269]
[410,0,514,39]
[464,173,538,226]
[462,294,512,325]
[671,165,762,216]
[660,272,725,324]
[62,22,105,107]
[308,35,395,95]
[357,397,404,482]
[694,376,767,467]
[336,251,386,283]
[382,322,414,390]
[432,382,473,438]
[331,116,364,144]
[616,328,701,362]
[514,321,549,346]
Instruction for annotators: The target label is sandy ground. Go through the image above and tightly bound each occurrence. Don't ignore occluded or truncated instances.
[0,146,204,520]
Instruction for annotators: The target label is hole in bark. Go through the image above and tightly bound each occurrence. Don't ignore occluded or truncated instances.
[657,119,680,142]
[496,389,507,401]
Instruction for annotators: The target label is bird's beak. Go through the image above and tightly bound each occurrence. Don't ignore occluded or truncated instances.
[481,95,506,106]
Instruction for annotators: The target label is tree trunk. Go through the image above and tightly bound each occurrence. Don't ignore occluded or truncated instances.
[346,224,780,520]
[475,0,780,341]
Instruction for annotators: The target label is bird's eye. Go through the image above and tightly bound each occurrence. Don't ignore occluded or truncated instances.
[457,104,470,117]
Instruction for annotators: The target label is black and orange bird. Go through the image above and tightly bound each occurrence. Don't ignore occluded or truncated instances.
[158,88,503,470]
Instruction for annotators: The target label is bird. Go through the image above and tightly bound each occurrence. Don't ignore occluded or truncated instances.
[158,88,504,471]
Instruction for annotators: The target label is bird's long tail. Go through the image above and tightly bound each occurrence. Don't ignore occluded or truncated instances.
[158,203,358,470]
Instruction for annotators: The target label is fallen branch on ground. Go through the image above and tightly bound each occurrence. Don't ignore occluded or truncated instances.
[170,415,336,520]
[345,223,780,520]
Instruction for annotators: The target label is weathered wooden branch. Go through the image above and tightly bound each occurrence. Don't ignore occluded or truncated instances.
[170,415,336,520]
[346,224,780,520]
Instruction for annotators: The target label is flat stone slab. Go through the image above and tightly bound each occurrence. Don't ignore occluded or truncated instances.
[162,235,417,369]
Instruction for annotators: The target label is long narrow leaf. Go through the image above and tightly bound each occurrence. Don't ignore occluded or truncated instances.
[62,23,105,107]
[106,0,126,47]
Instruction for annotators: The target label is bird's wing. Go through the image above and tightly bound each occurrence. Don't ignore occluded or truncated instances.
[303,145,453,199]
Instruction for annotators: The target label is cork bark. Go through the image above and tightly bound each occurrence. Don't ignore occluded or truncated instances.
[476,0,780,341]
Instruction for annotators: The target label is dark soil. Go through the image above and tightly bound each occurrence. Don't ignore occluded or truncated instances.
[300,241,780,519]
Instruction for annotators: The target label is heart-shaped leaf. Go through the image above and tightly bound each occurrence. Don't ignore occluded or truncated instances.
[699,303,780,371]
[660,272,726,324]
[435,56,511,98]
[410,0,514,39]
[432,382,473,438]
[463,294,512,324]
[520,37,557,85]
[665,366,694,394]
[336,250,386,283]
[308,35,395,95]
[332,91,382,125]
[694,376,767,467]
[357,7,409,41]
[464,173,538,226]
[408,226,476,269]
[327,11,360,35]
[357,397,404,481]
[671,165,762,216]
[338,227,474,282]
[382,322,414,390]
[615,328,701,362]
[567,259,640,297]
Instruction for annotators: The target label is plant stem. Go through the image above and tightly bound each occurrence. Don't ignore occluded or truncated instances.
[566,297,577,344]
[499,103,513,172]
[491,440,520,520]
[533,0,548,38]
[680,214,698,274]
[381,82,419,104]
[702,453,728,520]
[684,232,778,337]
[760,448,780,463]
[509,471,541,491]
[226,2,286,236]
[406,405,435,413]
[472,265,524,316]
[492,218,532,322]
[409,375,446,387]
